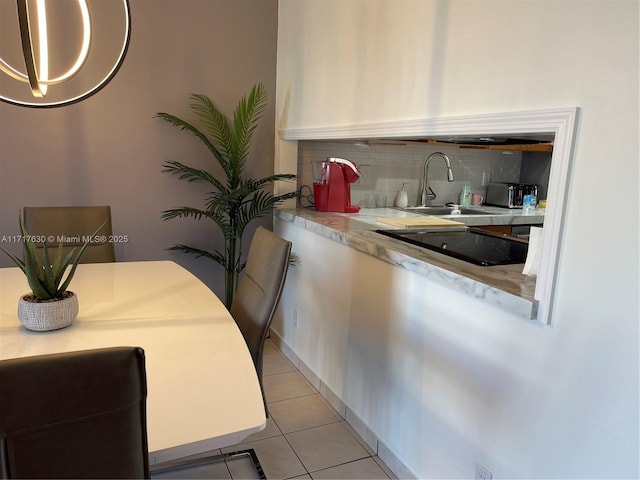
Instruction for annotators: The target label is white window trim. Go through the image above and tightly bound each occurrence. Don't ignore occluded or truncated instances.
[279,107,579,325]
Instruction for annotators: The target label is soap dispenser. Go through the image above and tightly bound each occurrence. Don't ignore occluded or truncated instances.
[394,183,409,208]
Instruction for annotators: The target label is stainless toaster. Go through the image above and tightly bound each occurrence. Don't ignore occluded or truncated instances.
[485,183,538,208]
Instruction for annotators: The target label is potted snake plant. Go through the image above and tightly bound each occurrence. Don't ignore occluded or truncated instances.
[156,83,297,308]
[0,214,105,331]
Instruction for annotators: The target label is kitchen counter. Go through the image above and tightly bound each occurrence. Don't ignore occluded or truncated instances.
[275,207,543,320]
[402,204,545,226]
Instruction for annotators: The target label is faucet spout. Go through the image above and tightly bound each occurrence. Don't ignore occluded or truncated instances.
[418,152,455,206]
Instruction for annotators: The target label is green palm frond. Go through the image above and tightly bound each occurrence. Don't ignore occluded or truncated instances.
[157,83,298,307]
[162,161,228,193]
[167,245,226,265]
[235,194,273,234]
[155,112,227,169]
[236,190,299,235]
[205,211,236,240]
[246,173,297,189]
[161,207,212,222]
[189,94,233,175]
[230,83,268,175]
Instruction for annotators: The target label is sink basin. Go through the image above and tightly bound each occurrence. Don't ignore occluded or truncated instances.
[399,206,491,216]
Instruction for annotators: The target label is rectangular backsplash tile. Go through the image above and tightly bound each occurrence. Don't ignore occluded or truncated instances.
[297,141,523,207]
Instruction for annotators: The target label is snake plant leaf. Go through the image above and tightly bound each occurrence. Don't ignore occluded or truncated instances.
[57,218,109,295]
[53,248,80,295]
[19,215,50,299]
[51,237,65,278]
[0,215,108,301]
[41,242,57,297]
[0,246,25,273]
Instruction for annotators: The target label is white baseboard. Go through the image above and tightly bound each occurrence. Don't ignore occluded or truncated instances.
[268,329,417,479]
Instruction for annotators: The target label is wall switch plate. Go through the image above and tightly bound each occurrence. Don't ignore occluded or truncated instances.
[475,462,493,480]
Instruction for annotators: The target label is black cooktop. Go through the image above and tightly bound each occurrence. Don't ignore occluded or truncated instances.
[376,228,529,266]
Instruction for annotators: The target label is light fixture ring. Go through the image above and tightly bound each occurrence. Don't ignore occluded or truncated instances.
[0,0,131,108]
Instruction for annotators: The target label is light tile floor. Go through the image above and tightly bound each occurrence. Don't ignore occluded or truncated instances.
[153,339,397,480]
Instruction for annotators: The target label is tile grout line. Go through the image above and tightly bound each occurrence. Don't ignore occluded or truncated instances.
[271,412,313,480]
[281,435,311,479]
[262,338,397,480]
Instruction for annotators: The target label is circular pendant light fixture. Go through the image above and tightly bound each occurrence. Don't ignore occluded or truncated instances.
[0,0,131,108]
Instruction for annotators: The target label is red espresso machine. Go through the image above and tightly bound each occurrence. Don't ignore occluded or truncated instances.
[312,157,361,213]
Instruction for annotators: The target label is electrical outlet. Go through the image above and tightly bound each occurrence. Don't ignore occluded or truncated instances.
[475,462,493,480]
[482,171,492,186]
[292,308,298,327]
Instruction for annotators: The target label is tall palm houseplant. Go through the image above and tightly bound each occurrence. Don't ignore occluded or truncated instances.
[156,83,297,308]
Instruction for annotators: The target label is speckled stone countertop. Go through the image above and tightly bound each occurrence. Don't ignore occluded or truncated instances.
[275,207,543,321]
[403,204,545,226]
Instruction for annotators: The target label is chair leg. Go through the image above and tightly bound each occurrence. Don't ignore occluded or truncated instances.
[150,449,266,479]
[259,376,270,419]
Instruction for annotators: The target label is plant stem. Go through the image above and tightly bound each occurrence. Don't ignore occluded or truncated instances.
[225,231,237,309]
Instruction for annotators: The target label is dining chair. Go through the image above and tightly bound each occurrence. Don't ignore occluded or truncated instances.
[230,225,292,416]
[150,226,291,480]
[0,347,149,479]
[23,206,116,263]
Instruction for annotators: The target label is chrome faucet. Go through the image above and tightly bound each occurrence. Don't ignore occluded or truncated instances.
[418,152,455,206]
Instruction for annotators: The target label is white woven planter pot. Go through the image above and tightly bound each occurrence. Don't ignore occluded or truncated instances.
[17,291,79,331]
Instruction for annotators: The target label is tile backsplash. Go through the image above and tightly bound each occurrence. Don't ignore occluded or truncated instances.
[297,140,537,208]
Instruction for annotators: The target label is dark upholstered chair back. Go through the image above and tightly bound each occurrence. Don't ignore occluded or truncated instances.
[0,347,149,479]
[23,206,115,263]
[230,226,292,413]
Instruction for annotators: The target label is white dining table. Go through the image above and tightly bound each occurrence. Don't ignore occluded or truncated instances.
[0,260,266,465]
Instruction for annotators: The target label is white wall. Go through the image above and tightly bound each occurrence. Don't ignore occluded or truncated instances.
[275,1,639,478]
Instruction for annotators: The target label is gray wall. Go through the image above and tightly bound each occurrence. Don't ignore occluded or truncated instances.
[0,0,278,298]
